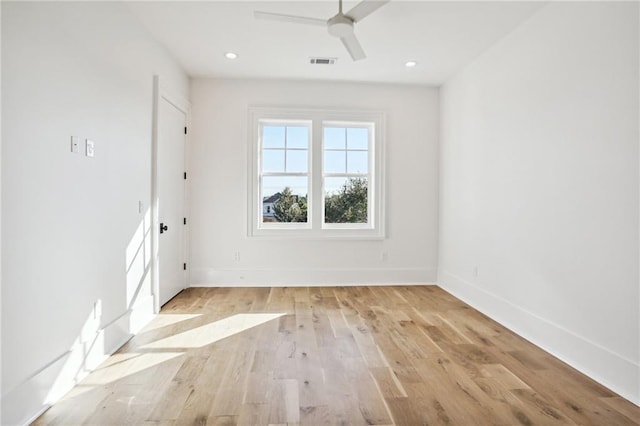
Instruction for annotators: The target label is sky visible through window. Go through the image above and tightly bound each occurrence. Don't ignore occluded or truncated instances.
[262,125,369,199]
[262,125,309,198]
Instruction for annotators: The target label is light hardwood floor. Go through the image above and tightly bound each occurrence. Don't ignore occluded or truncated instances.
[34,286,639,425]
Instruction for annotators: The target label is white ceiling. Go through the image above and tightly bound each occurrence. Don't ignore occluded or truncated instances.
[126,1,545,85]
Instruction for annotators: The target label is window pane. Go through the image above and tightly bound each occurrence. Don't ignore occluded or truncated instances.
[347,127,368,150]
[347,151,368,173]
[286,126,308,149]
[324,177,368,224]
[324,150,345,173]
[324,177,347,196]
[263,126,285,148]
[262,149,285,172]
[286,149,308,173]
[324,127,346,149]
[262,176,309,223]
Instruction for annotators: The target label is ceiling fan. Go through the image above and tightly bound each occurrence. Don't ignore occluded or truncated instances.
[254,0,390,61]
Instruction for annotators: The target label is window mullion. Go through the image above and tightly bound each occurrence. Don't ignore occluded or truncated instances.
[262,172,308,177]
[284,126,288,172]
[343,128,348,172]
[311,118,323,232]
[322,173,368,178]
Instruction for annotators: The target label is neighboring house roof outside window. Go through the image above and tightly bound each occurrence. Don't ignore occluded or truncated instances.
[263,193,281,203]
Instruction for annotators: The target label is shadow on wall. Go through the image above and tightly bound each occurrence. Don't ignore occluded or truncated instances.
[125,207,153,314]
[48,208,156,403]
[2,209,155,425]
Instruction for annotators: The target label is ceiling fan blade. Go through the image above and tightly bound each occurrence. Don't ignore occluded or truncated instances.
[254,11,327,27]
[345,0,389,22]
[340,33,366,61]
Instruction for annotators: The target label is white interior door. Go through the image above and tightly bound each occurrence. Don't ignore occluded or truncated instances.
[157,96,186,306]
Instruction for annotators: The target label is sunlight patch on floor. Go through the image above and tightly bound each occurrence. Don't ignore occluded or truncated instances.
[82,351,184,386]
[62,313,283,390]
[142,313,285,349]
[140,313,202,333]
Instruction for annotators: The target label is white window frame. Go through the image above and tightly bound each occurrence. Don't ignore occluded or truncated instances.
[321,121,375,230]
[248,106,385,239]
[258,119,312,230]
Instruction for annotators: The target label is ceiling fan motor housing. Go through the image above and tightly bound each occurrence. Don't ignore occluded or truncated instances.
[327,14,354,38]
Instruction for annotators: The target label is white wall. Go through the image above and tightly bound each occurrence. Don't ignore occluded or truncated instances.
[1,2,189,424]
[439,2,639,404]
[0,2,3,423]
[189,79,439,286]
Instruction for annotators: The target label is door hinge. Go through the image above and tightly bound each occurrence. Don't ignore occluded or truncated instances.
[184,126,188,135]
[183,172,187,180]
[183,217,187,225]
[183,262,187,270]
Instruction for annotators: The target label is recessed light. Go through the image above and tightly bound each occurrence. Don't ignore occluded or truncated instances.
[225,52,238,60]
[405,60,417,68]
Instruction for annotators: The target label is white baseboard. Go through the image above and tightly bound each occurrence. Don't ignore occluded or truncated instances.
[438,270,640,406]
[1,296,155,426]
[189,266,437,287]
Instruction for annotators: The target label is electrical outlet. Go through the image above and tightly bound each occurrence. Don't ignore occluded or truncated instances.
[234,251,240,262]
[473,266,479,278]
[380,251,388,262]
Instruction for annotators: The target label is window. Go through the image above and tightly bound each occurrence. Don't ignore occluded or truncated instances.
[249,107,384,239]
[323,124,372,227]
[259,121,311,227]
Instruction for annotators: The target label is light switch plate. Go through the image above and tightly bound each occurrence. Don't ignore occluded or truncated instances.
[71,136,80,153]
[86,139,95,157]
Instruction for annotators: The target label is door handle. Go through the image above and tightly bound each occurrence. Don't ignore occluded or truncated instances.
[160,223,168,234]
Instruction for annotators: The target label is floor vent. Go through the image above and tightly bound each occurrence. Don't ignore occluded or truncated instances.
[310,57,337,65]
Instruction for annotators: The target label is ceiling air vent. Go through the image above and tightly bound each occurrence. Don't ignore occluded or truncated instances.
[310,57,337,65]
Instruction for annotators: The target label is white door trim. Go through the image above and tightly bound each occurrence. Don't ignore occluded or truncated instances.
[151,75,191,313]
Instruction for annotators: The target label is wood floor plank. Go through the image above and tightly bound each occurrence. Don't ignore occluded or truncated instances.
[601,396,640,424]
[299,404,333,424]
[33,286,640,426]
[147,354,211,421]
[173,352,227,424]
[370,367,408,399]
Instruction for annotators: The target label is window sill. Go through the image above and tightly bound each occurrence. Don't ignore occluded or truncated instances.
[248,228,385,240]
